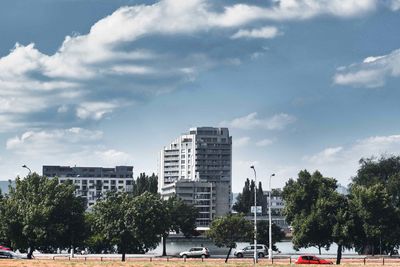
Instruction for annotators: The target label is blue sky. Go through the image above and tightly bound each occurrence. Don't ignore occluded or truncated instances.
[1,0,400,192]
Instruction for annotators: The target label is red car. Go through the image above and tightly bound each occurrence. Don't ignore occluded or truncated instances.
[295,255,333,264]
[0,245,11,251]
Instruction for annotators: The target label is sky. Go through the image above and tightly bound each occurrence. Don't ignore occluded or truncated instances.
[1,0,400,193]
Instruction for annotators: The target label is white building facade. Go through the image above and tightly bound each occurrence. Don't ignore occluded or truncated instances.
[43,165,134,208]
[159,127,232,228]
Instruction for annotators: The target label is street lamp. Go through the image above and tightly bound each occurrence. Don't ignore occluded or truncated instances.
[250,165,257,264]
[268,173,275,260]
[22,165,32,175]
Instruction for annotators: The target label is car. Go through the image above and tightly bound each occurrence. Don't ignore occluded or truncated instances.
[295,255,333,264]
[234,244,268,258]
[0,245,11,251]
[179,247,210,258]
[0,249,22,259]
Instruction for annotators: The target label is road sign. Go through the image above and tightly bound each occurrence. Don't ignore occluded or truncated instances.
[251,206,262,214]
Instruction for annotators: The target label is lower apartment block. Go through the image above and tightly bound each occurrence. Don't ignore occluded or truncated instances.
[161,180,230,229]
[43,165,134,209]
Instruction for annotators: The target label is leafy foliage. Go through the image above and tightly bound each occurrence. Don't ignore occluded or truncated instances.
[161,196,198,256]
[233,179,266,215]
[0,174,86,257]
[350,155,400,255]
[283,170,338,254]
[208,213,253,262]
[255,221,285,251]
[92,191,168,261]
[133,173,158,196]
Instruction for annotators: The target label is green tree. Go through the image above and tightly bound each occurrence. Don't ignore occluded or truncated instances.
[255,221,285,252]
[283,170,338,255]
[133,173,158,196]
[332,195,361,264]
[349,184,399,255]
[233,179,265,214]
[84,212,114,254]
[208,214,253,263]
[233,178,251,213]
[350,155,400,255]
[92,192,167,261]
[1,173,86,258]
[161,196,198,256]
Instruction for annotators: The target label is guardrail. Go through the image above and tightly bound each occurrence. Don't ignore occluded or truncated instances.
[36,255,400,265]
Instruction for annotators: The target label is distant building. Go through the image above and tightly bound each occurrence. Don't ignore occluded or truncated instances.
[43,165,134,208]
[243,189,289,232]
[159,127,232,228]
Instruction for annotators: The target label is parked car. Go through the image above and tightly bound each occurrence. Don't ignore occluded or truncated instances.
[179,247,210,258]
[234,244,268,258]
[295,255,333,264]
[0,250,22,259]
[0,245,11,251]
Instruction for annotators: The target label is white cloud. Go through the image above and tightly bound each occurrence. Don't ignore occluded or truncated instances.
[5,128,133,171]
[231,26,280,39]
[6,128,103,152]
[256,139,274,147]
[388,0,400,10]
[0,0,395,131]
[304,146,343,164]
[76,101,122,121]
[234,136,251,147]
[334,49,400,88]
[302,134,400,185]
[94,149,133,165]
[221,112,296,130]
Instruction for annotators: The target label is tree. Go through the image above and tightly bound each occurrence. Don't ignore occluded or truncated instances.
[92,192,168,261]
[233,179,266,215]
[349,184,399,255]
[350,155,400,255]
[84,212,115,254]
[255,221,285,252]
[1,174,86,258]
[133,173,158,196]
[332,195,361,264]
[161,196,198,256]
[233,178,251,214]
[208,214,253,263]
[283,170,338,255]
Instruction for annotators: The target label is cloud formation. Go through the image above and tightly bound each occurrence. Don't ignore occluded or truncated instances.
[231,26,279,39]
[6,128,133,167]
[221,112,296,130]
[334,49,400,88]
[303,134,400,182]
[256,138,274,147]
[0,0,394,131]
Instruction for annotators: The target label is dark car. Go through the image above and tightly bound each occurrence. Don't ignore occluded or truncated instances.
[0,250,22,259]
[295,255,333,264]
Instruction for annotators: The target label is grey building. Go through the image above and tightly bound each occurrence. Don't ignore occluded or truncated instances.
[43,165,134,208]
[159,127,232,228]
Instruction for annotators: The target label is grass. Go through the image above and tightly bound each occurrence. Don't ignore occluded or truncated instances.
[1,258,400,267]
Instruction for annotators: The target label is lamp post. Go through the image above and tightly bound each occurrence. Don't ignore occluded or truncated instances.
[22,165,32,175]
[250,165,257,264]
[268,173,275,260]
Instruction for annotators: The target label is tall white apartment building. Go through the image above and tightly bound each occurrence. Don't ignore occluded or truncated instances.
[43,165,134,208]
[159,127,232,227]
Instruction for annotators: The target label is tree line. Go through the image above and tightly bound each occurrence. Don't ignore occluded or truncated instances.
[0,173,198,261]
[282,155,400,264]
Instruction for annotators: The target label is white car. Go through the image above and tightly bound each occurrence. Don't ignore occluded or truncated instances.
[234,244,268,258]
[179,247,210,258]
